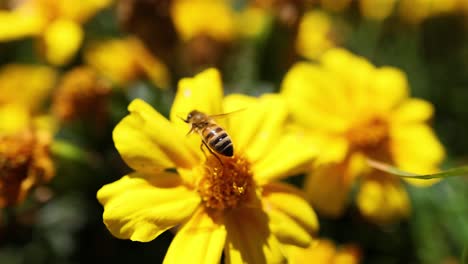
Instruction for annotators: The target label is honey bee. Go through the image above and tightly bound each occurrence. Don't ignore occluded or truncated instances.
[182,110,234,158]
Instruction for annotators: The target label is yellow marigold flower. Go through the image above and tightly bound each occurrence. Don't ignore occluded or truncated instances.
[0,127,54,207]
[171,0,236,42]
[84,37,170,89]
[52,66,111,123]
[0,64,57,207]
[97,68,319,263]
[399,0,459,24]
[296,10,337,60]
[281,48,445,222]
[286,239,361,264]
[359,0,397,21]
[0,64,57,113]
[0,103,54,207]
[0,0,112,65]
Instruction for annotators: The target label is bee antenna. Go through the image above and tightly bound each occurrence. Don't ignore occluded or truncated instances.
[177,115,188,123]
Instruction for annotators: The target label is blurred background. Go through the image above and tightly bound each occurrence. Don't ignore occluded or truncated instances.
[0,0,468,263]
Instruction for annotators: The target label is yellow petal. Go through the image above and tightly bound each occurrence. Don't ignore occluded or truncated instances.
[391,124,445,174]
[392,98,434,123]
[357,174,410,223]
[304,162,354,217]
[171,0,235,42]
[281,62,350,133]
[252,132,317,183]
[262,183,318,247]
[224,208,285,264]
[368,67,409,112]
[97,172,201,242]
[164,208,226,264]
[267,210,312,247]
[170,68,224,124]
[0,11,45,40]
[296,10,335,60]
[43,19,83,65]
[0,64,57,112]
[129,37,171,89]
[0,104,31,134]
[263,182,318,233]
[113,99,200,174]
[56,0,112,23]
[223,94,288,162]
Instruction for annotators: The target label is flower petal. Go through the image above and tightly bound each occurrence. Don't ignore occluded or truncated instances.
[281,62,350,133]
[223,94,288,162]
[97,172,201,242]
[224,208,285,264]
[392,98,434,123]
[43,19,83,66]
[304,153,367,217]
[357,173,410,223]
[170,68,224,123]
[113,99,199,173]
[252,132,317,183]
[390,124,445,175]
[368,67,409,112]
[164,208,226,264]
[262,182,318,247]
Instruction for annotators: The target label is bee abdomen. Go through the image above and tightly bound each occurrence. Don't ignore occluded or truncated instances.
[206,128,234,157]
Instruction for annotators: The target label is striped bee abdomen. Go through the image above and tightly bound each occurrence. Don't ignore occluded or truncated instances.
[203,125,234,157]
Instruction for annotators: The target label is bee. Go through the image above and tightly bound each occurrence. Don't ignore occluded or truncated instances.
[182,110,234,159]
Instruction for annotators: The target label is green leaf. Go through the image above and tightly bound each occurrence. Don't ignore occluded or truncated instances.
[367,159,468,179]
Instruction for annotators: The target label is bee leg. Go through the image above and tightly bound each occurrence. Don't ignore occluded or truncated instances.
[201,141,223,166]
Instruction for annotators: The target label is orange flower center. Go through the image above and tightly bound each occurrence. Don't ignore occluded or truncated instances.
[347,117,390,159]
[197,155,254,210]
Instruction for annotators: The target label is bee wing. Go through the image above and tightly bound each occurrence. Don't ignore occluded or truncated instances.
[208,108,246,120]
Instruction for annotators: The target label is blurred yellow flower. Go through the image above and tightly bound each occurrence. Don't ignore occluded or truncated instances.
[84,37,170,89]
[281,48,445,223]
[359,0,397,21]
[97,68,318,263]
[296,10,337,60]
[52,66,111,124]
[171,0,236,42]
[0,0,112,65]
[0,64,56,207]
[287,239,361,264]
[399,0,459,24]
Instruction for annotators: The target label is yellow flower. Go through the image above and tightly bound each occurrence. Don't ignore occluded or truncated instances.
[52,66,111,123]
[84,37,170,89]
[359,0,397,21]
[296,10,337,60]
[0,64,57,207]
[0,0,112,65]
[171,0,236,42]
[281,48,445,222]
[286,239,361,264]
[97,68,318,263]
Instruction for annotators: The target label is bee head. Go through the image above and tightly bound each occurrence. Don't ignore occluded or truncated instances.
[184,110,203,123]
